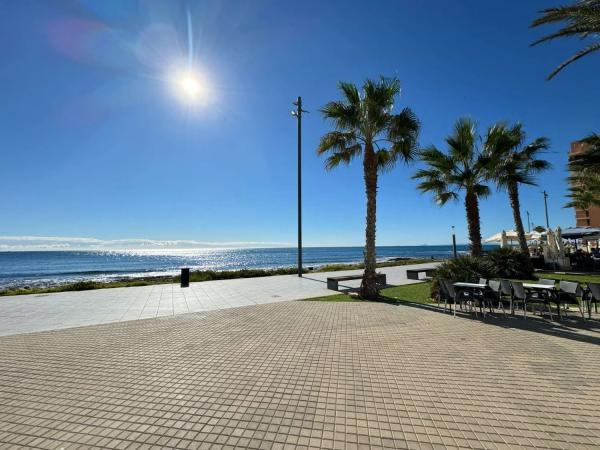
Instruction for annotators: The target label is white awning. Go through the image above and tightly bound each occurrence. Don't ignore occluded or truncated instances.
[484,230,542,243]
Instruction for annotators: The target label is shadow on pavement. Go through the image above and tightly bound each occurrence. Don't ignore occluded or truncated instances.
[378,294,600,347]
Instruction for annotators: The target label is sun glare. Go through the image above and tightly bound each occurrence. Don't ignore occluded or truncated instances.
[171,69,206,104]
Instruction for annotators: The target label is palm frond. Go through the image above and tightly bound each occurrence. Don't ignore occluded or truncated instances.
[388,108,420,141]
[531,24,597,46]
[569,147,600,171]
[320,100,360,131]
[565,180,600,208]
[546,40,600,79]
[418,146,455,172]
[446,118,477,162]
[436,191,460,205]
[526,159,552,173]
[415,178,447,193]
[385,107,420,165]
[530,0,600,79]
[317,131,356,155]
[485,122,550,191]
[338,81,360,107]
[363,76,400,112]
[317,76,420,174]
[325,152,353,171]
[472,184,491,199]
[376,149,396,172]
[531,1,600,28]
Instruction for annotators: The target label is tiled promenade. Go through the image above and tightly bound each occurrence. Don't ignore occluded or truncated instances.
[1,301,600,449]
[0,263,436,336]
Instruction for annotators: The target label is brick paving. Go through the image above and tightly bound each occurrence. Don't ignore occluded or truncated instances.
[1,301,600,449]
[0,263,437,336]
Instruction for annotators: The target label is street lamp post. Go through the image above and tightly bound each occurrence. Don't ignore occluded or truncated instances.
[451,226,457,259]
[526,210,531,233]
[292,97,307,277]
[543,190,550,229]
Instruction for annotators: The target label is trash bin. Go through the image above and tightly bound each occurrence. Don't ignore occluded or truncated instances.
[181,268,190,288]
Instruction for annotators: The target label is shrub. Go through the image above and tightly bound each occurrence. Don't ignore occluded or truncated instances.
[485,247,534,279]
[434,256,496,283]
[430,249,534,298]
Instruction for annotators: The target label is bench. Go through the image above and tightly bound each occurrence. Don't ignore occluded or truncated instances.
[406,267,436,280]
[327,273,387,291]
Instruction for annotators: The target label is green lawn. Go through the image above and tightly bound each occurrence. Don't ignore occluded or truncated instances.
[302,271,600,304]
[380,282,433,303]
[535,272,600,284]
[302,281,433,304]
[302,293,363,302]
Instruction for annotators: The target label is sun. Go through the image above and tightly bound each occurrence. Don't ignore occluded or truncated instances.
[171,69,204,104]
[179,73,200,98]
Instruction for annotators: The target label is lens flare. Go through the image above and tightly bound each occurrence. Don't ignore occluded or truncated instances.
[179,72,201,98]
[171,69,206,104]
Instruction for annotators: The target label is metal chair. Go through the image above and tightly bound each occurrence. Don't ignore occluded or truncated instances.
[586,282,600,318]
[486,280,505,316]
[437,278,453,311]
[535,278,556,310]
[511,281,552,319]
[511,281,530,318]
[557,280,585,319]
[500,280,514,314]
[439,278,475,316]
[469,281,490,317]
[438,279,467,312]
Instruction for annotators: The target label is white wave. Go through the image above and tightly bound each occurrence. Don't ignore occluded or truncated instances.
[0,235,292,251]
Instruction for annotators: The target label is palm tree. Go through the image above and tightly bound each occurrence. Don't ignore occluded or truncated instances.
[566,134,600,208]
[531,0,600,80]
[486,123,551,255]
[318,77,420,299]
[413,118,491,256]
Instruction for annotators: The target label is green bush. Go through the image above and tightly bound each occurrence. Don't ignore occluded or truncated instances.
[430,249,533,298]
[434,256,496,283]
[188,267,302,282]
[485,247,534,279]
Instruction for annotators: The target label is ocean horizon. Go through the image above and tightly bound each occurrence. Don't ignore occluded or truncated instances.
[0,245,498,289]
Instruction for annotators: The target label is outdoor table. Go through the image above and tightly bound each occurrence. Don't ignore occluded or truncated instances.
[452,282,487,317]
[522,283,560,318]
[522,283,556,290]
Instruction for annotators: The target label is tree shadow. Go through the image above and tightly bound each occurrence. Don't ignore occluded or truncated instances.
[377,294,600,347]
[301,276,393,292]
[300,276,328,285]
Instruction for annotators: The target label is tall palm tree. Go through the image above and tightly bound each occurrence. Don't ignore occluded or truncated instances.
[531,0,600,80]
[318,77,420,299]
[413,118,491,256]
[486,123,551,255]
[566,134,600,208]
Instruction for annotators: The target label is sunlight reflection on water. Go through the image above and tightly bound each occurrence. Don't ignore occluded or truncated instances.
[0,245,478,288]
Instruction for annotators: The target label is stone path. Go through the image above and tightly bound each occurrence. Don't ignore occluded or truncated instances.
[1,301,599,449]
[0,263,436,336]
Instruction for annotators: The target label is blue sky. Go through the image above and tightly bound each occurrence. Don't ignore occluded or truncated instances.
[0,0,598,250]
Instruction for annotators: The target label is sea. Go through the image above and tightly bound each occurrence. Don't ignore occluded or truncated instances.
[0,245,490,289]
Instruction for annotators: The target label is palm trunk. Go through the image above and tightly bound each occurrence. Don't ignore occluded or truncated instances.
[508,182,529,255]
[361,142,379,299]
[465,190,483,256]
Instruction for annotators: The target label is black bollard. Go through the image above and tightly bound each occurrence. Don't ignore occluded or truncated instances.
[181,268,190,288]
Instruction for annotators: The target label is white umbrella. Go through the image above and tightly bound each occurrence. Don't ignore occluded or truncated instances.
[500,230,508,248]
[547,228,558,253]
[484,229,542,244]
[556,226,565,257]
